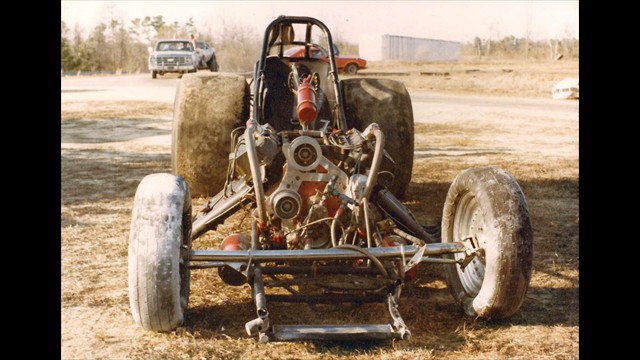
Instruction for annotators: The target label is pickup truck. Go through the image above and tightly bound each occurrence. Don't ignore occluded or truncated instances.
[148,39,218,79]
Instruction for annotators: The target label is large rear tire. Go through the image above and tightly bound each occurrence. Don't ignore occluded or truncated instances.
[441,167,533,319]
[341,78,414,198]
[128,173,192,331]
[172,72,250,197]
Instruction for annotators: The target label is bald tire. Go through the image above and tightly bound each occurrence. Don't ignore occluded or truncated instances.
[172,72,250,197]
[441,167,533,319]
[341,78,414,199]
[128,173,192,331]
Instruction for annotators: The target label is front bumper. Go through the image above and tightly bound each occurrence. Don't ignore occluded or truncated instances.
[149,64,195,72]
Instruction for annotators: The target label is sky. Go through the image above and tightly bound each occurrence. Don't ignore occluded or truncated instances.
[61,1,579,43]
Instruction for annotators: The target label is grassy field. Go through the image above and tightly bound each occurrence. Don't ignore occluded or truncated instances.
[61,58,579,359]
[360,57,578,98]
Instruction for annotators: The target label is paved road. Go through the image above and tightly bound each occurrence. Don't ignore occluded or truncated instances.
[61,73,579,123]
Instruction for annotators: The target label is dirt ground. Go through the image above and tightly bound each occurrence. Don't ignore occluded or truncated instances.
[61,60,578,359]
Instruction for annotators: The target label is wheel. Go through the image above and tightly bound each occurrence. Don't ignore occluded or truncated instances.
[172,72,250,197]
[441,167,533,319]
[152,70,157,79]
[344,63,358,75]
[207,57,218,72]
[128,173,192,331]
[341,78,414,198]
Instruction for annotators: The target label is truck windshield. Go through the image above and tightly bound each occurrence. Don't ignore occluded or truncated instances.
[156,42,193,52]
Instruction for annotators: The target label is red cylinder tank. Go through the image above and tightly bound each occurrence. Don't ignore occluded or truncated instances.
[296,75,317,125]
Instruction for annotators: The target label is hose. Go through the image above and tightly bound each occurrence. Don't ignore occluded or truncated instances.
[335,244,389,279]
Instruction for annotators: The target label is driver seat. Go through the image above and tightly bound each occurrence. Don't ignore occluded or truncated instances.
[268,23,295,49]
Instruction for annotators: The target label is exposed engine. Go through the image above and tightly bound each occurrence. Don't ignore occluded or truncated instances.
[230,122,385,252]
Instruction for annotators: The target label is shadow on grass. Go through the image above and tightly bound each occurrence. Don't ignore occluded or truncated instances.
[61,149,171,206]
[414,147,510,159]
[182,291,467,352]
[61,117,170,144]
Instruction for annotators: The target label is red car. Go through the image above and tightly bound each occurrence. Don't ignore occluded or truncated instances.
[284,45,367,74]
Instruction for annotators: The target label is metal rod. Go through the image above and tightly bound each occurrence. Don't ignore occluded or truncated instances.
[188,261,226,269]
[251,219,258,250]
[387,294,411,340]
[393,227,426,246]
[420,257,460,264]
[266,294,387,303]
[376,189,436,244]
[191,179,251,240]
[264,277,394,290]
[363,197,373,249]
[267,274,299,294]
[252,268,268,319]
[361,124,384,202]
[245,119,267,224]
[186,256,459,269]
[189,243,466,262]
[260,265,386,275]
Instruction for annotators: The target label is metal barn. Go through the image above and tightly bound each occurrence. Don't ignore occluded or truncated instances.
[359,34,460,62]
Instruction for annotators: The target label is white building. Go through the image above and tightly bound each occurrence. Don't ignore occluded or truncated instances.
[359,34,460,62]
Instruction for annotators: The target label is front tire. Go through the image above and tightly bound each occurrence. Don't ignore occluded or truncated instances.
[152,70,157,79]
[128,173,192,331]
[441,167,533,319]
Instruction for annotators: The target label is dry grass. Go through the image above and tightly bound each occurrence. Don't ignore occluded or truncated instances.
[61,100,173,120]
[358,57,578,98]
[61,60,578,359]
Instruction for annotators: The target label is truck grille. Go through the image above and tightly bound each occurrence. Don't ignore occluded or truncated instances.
[156,56,191,66]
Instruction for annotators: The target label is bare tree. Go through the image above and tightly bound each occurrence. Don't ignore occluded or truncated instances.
[215,19,261,72]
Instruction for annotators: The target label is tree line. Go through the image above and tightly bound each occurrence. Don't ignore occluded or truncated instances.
[61,16,263,74]
[61,17,578,74]
[463,35,579,60]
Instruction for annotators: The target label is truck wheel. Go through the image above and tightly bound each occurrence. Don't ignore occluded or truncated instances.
[441,167,533,319]
[172,72,250,197]
[152,71,157,79]
[128,173,192,331]
[207,58,218,72]
[341,78,414,198]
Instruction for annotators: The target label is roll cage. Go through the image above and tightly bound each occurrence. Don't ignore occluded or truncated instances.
[252,16,349,131]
